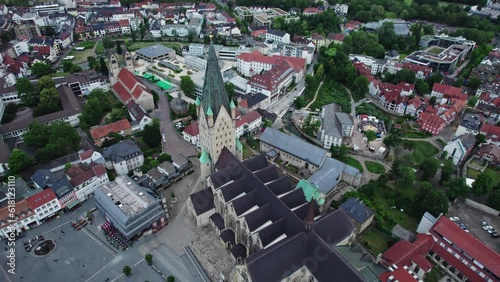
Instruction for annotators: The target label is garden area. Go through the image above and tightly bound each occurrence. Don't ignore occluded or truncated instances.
[410,141,439,164]
[355,103,391,126]
[309,80,351,113]
[68,41,97,64]
[343,157,364,173]
[467,167,500,186]
[360,227,389,255]
[365,161,385,174]
[403,131,431,138]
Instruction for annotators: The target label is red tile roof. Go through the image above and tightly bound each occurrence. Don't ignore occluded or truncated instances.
[112,81,132,103]
[491,97,500,107]
[27,189,57,210]
[237,50,306,74]
[402,63,433,77]
[118,19,129,27]
[79,149,94,161]
[66,162,106,187]
[117,68,142,92]
[411,255,432,272]
[33,45,50,56]
[430,216,500,278]
[90,119,131,140]
[378,267,418,282]
[382,234,433,268]
[131,85,150,100]
[183,121,199,137]
[432,83,466,100]
[248,60,294,91]
[480,123,500,141]
[235,110,261,128]
[2,54,15,65]
[0,199,31,223]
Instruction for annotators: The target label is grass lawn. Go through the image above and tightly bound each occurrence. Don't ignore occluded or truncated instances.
[404,131,430,138]
[76,41,96,49]
[342,157,364,173]
[95,41,105,54]
[242,144,254,159]
[125,41,183,51]
[365,161,385,174]
[69,48,95,64]
[467,167,500,186]
[410,141,439,164]
[424,264,445,282]
[103,90,121,107]
[50,72,69,77]
[310,80,350,113]
[427,47,443,55]
[360,228,389,255]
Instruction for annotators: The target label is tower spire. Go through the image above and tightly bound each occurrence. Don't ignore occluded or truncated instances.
[201,42,230,121]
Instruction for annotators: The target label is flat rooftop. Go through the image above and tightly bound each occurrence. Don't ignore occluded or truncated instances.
[136,44,174,59]
[100,176,154,217]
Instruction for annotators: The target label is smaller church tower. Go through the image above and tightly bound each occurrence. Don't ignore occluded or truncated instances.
[303,201,316,233]
[108,52,120,83]
[124,49,134,72]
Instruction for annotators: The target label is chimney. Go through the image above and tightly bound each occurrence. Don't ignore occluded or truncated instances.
[303,200,315,233]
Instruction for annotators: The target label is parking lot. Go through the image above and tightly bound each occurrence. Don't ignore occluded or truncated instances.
[447,201,500,253]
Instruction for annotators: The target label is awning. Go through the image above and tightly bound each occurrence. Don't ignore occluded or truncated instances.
[65,200,80,210]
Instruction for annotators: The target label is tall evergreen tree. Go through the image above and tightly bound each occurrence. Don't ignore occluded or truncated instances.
[99,57,109,76]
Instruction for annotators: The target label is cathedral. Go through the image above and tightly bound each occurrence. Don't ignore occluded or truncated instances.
[197,43,243,179]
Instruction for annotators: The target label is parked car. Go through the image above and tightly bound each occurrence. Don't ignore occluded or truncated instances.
[481,222,489,226]
[450,217,459,222]
[491,233,499,238]
[483,226,493,230]
[488,229,496,234]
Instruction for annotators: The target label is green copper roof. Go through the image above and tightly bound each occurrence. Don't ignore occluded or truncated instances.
[295,179,326,205]
[229,100,236,109]
[206,106,213,116]
[201,42,230,120]
[199,149,210,163]
[235,138,243,151]
[195,96,201,106]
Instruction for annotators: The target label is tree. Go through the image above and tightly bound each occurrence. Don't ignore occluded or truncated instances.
[8,149,32,173]
[39,87,60,113]
[31,62,53,77]
[440,159,454,183]
[122,266,131,277]
[144,254,153,265]
[224,83,235,100]
[151,90,159,107]
[44,26,56,36]
[131,29,137,42]
[473,172,494,195]
[467,76,481,89]
[108,107,127,123]
[475,134,486,146]
[180,76,195,98]
[420,158,440,180]
[422,25,434,35]
[330,145,350,160]
[415,79,430,94]
[414,182,449,217]
[396,166,416,187]
[116,40,123,55]
[426,72,443,88]
[102,37,114,49]
[488,189,500,210]
[80,98,106,129]
[24,122,50,149]
[445,177,469,200]
[167,276,175,282]
[295,96,306,109]
[395,69,416,83]
[62,60,74,73]
[69,65,83,74]
[38,76,56,92]
[187,103,197,119]
[48,122,80,152]
[453,77,464,87]
[383,134,401,147]
[100,57,109,76]
[16,78,37,107]
[352,76,369,100]
[142,119,161,148]
[467,96,478,108]
[429,96,437,106]
[364,130,377,146]
[139,24,146,41]
[315,64,324,80]
[158,153,171,162]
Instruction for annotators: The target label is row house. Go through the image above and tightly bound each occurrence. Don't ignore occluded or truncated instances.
[303,7,324,16]
[28,37,60,62]
[66,162,109,201]
[111,10,138,21]
[102,140,144,175]
[430,83,467,101]
[237,50,307,82]
[385,61,433,79]
[247,60,295,104]
[417,112,447,136]
[197,3,216,12]
[477,144,500,166]
[31,169,80,210]
[0,189,62,239]
[349,54,386,74]
[90,119,132,146]
[480,123,500,146]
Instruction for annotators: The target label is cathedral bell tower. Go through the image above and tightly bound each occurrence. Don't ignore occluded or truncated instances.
[198,42,242,179]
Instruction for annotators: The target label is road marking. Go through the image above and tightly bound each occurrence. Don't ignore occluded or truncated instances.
[83,258,115,282]
[109,258,143,282]
[81,228,117,257]
[0,263,12,282]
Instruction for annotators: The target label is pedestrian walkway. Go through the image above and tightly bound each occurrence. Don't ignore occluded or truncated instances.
[305,79,325,109]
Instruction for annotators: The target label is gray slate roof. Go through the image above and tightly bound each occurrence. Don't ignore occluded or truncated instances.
[460,113,482,131]
[457,133,476,151]
[308,158,360,195]
[260,127,327,166]
[31,169,73,198]
[320,103,354,139]
[102,140,142,164]
[339,198,374,224]
[135,44,174,59]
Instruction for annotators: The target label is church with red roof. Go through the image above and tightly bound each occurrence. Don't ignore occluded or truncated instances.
[111,68,154,111]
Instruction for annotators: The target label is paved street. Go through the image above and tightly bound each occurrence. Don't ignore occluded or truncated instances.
[139,77,198,158]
